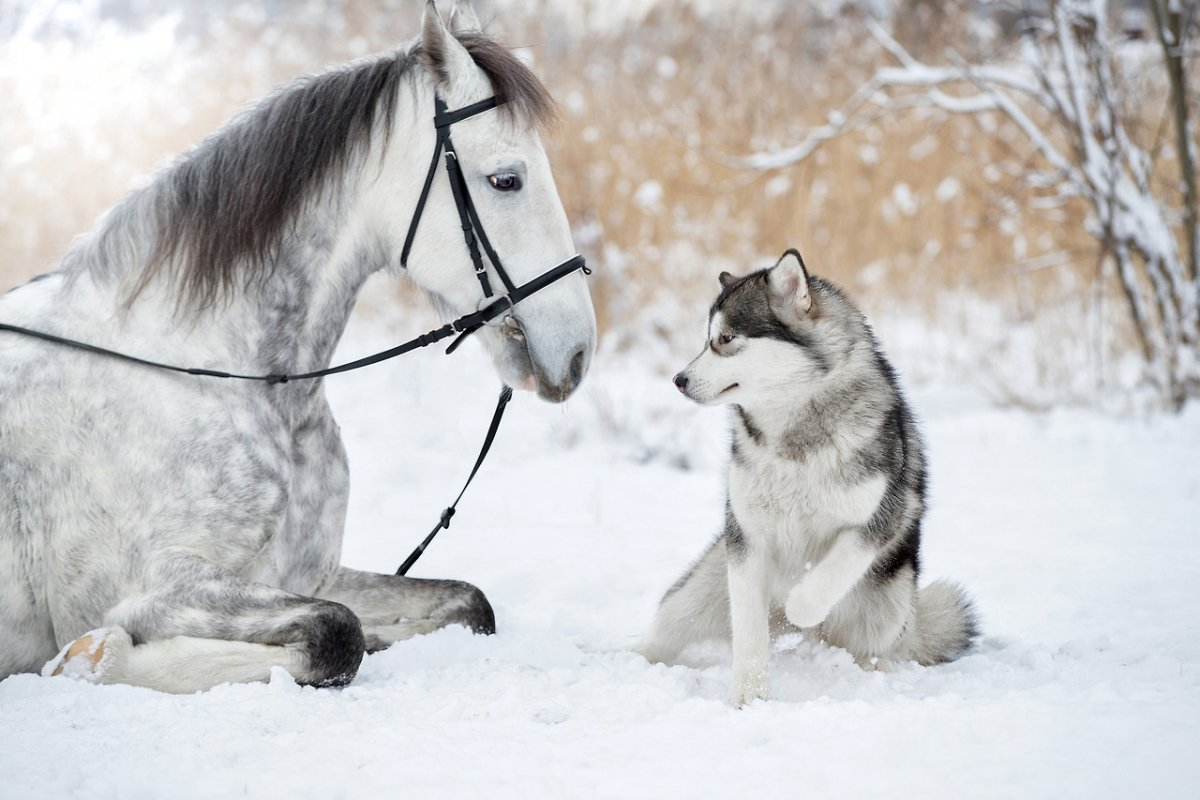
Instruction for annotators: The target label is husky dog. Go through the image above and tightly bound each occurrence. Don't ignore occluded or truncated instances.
[637,249,976,706]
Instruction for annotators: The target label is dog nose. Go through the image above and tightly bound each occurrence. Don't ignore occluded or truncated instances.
[673,372,688,392]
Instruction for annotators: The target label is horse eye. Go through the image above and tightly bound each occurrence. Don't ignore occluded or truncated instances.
[488,173,522,192]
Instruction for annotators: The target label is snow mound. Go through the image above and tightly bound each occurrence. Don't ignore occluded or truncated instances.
[2,316,1198,798]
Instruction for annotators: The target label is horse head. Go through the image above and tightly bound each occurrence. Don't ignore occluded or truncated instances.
[380,2,596,403]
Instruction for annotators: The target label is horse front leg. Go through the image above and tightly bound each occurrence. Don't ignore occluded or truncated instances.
[316,567,495,651]
[45,556,365,693]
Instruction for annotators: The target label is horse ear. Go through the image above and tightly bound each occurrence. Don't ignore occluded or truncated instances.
[420,0,475,89]
[718,271,737,289]
[767,249,812,316]
[449,0,482,34]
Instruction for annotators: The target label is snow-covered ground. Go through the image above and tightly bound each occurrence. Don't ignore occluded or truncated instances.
[2,305,1198,799]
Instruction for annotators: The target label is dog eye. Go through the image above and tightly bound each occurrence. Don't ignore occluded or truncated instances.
[487,173,522,192]
[718,332,735,345]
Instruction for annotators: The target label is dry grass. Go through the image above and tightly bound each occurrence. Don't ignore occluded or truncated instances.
[0,2,1182,402]
[563,11,1126,297]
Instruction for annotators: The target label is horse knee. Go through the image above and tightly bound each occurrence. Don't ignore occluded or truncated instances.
[449,583,495,635]
[296,602,365,687]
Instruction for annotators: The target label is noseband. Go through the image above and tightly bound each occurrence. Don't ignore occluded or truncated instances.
[0,92,594,576]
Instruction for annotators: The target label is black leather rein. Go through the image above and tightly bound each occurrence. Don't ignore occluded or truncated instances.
[0,256,584,386]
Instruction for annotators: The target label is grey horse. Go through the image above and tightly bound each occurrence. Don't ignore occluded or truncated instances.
[0,1,595,692]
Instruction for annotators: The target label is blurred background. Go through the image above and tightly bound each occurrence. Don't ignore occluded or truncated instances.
[1,0,1197,414]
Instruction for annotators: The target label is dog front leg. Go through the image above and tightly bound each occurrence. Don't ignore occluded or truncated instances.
[727,544,770,707]
[784,529,877,628]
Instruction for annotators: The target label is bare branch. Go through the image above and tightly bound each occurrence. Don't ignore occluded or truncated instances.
[720,8,1199,403]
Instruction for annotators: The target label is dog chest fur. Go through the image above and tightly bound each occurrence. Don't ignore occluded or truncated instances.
[727,428,887,578]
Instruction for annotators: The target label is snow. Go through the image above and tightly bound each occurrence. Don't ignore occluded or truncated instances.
[935,176,962,202]
[2,305,1198,799]
[633,180,664,213]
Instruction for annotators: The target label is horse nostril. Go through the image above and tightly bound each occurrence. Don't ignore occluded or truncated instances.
[568,347,586,388]
[673,372,688,391]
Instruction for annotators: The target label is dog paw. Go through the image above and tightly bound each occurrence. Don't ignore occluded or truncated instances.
[730,681,768,707]
[730,668,769,707]
[42,626,132,683]
[784,583,830,629]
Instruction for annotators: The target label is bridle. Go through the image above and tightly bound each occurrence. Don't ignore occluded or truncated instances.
[0,92,592,576]
[401,94,589,353]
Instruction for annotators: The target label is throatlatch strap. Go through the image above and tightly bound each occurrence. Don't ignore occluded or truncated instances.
[396,384,513,576]
[399,134,446,268]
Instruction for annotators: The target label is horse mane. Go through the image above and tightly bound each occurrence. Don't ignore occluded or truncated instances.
[113,32,556,311]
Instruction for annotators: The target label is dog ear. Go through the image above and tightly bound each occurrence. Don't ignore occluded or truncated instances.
[420,1,475,89]
[767,249,812,316]
[718,271,737,289]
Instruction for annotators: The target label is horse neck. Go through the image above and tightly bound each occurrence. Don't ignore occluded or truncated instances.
[229,93,440,386]
[133,112,431,391]
[236,191,379,381]
[240,124,432,385]
[76,179,383,395]
[47,80,441,409]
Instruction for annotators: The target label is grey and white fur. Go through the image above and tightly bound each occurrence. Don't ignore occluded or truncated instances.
[637,249,976,706]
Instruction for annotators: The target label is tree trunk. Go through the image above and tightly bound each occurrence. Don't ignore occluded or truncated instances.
[1150,1,1198,293]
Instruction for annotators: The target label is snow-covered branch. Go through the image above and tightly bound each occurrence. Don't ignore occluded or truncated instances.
[730,0,1199,406]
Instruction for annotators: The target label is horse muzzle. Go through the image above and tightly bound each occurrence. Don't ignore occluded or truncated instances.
[497,312,592,403]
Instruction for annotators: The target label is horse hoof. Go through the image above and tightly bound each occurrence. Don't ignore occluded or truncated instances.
[42,627,131,683]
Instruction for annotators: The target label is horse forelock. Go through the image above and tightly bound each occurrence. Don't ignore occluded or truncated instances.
[115,31,556,313]
[450,34,558,132]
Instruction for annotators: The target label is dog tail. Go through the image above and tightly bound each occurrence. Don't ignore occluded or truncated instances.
[911,579,978,665]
